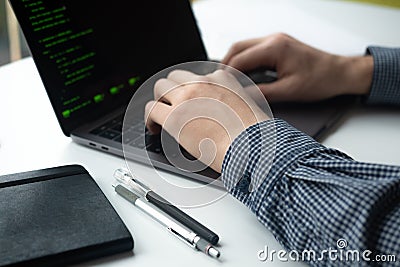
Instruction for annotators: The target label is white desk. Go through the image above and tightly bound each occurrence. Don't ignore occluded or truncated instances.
[1,1,400,266]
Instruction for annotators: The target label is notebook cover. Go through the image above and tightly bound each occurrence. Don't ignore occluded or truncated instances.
[0,165,133,266]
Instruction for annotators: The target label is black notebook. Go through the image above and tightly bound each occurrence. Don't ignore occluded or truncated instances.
[0,165,133,267]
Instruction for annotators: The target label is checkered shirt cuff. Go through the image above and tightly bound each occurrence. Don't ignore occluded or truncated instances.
[366,46,400,105]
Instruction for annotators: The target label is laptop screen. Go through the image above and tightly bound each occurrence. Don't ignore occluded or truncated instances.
[9,0,207,135]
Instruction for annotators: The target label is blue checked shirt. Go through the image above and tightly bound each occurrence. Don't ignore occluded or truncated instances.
[221,47,400,266]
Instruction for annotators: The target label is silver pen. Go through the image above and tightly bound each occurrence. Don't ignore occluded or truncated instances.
[113,168,220,245]
[114,183,220,259]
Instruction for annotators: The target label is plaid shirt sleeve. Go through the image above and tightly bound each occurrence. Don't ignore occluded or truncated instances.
[365,46,400,105]
[222,119,400,266]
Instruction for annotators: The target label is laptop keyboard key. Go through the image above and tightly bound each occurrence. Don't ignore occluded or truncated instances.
[90,124,108,135]
[144,133,162,153]
[90,115,122,135]
[112,123,123,133]
[146,143,163,154]
[113,134,122,143]
[99,130,120,140]
[131,123,146,133]
[122,131,141,145]
[145,133,160,145]
[130,136,146,149]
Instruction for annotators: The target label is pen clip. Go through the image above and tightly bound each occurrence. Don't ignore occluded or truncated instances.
[167,227,196,249]
[113,168,149,196]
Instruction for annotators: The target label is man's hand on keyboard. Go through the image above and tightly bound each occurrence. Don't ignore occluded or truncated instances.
[222,33,373,102]
[144,69,269,173]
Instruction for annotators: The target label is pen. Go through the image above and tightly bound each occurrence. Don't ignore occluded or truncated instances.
[114,184,220,258]
[113,168,219,245]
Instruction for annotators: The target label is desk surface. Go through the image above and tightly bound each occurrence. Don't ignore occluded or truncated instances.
[1,0,400,266]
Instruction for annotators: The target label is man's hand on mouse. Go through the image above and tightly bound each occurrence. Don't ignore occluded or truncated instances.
[145,69,269,173]
[222,33,373,102]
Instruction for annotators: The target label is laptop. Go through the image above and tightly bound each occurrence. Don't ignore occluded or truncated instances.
[9,0,355,185]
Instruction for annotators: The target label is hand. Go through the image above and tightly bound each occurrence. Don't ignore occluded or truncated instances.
[145,69,269,173]
[222,33,373,102]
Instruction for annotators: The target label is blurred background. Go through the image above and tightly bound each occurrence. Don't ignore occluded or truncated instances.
[0,0,399,67]
[0,0,29,66]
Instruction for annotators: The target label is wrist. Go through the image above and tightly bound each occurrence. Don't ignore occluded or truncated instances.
[213,113,270,173]
[339,55,374,96]
[213,141,231,174]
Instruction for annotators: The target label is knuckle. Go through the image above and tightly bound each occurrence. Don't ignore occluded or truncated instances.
[213,69,227,76]
[270,32,291,45]
[154,78,167,87]
[209,69,226,80]
[212,69,235,81]
[154,78,166,96]
[230,41,243,53]
[263,33,293,54]
[166,70,180,79]
[273,32,290,40]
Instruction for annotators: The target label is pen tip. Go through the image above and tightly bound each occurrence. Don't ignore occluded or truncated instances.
[208,247,220,258]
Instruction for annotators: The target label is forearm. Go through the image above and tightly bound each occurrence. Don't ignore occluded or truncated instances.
[222,119,400,266]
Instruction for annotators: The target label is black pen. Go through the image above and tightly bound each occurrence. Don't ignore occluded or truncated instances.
[113,168,219,245]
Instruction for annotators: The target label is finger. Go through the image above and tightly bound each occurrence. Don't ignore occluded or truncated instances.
[227,41,279,72]
[221,37,264,65]
[257,78,295,103]
[167,69,206,84]
[154,78,179,104]
[206,69,242,92]
[145,100,171,134]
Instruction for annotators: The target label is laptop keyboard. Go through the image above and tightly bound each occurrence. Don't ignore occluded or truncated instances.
[89,115,162,154]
